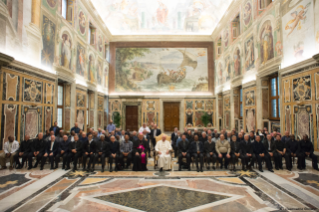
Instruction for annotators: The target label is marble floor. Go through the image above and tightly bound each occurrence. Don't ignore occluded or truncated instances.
[0,159,318,212]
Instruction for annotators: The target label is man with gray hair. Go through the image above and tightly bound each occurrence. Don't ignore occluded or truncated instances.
[216,134,231,169]
[239,134,253,171]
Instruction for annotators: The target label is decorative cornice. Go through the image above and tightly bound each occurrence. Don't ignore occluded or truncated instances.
[0,52,14,66]
[313,54,319,63]
[279,57,318,77]
[111,35,213,42]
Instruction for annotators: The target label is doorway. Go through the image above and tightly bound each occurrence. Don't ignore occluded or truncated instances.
[125,106,138,131]
[163,102,180,132]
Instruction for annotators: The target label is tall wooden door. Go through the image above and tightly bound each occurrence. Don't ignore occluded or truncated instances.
[126,106,138,131]
[164,102,180,132]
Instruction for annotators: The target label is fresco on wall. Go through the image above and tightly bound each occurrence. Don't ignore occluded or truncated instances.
[97,60,103,85]
[78,10,87,35]
[293,75,311,101]
[225,56,231,81]
[115,48,209,92]
[88,54,95,83]
[41,15,56,68]
[246,108,256,132]
[61,32,72,70]
[224,29,229,48]
[42,0,58,15]
[282,0,315,66]
[244,36,255,71]
[92,0,233,35]
[76,43,86,77]
[233,48,241,77]
[217,62,223,86]
[46,0,57,8]
[104,65,109,89]
[260,20,274,65]
[76,110,85,130]
[243,1,253,28]
[98,35,103,53]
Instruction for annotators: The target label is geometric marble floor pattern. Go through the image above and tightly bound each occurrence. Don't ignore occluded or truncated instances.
[0,160,318,212]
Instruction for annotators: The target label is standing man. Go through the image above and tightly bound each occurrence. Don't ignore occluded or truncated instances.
[107,120,116,133]
[155,135,172,172]
[45,135,60,170]
[205,135,217,170]
[139,123,151,134]
[0,136,19,170]
[15,135,33,170]
[150,124,161,156]
[49,121,61,136]
[178,134,190,171]
[32,133,46,169]
[216,134,231,169]
[171,127,178,142]
[70,122,81,134]
[109,136,120,172]
[70,135,83,172]
[189,135,204,172]
[120,135,133,169]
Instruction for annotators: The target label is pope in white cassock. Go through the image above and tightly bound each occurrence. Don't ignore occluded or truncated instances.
[155,135,172,171]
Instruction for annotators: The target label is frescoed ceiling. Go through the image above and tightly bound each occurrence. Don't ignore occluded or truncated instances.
[90,0,233,35]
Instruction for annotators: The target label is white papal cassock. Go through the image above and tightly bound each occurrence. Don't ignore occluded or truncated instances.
[155,140,172,170]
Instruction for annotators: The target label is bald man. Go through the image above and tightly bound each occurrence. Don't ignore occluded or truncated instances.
[15,135,33,170]
[32,133,46,169]
[155,135,172,171]
[45,135,60,170]
[58,135,71,170]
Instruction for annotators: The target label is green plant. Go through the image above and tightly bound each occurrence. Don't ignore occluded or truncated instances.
[201,112,211,127]
[113,112,121,128]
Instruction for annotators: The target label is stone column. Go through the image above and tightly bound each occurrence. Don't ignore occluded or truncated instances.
[70,82,76,129]
[25,0,42,65]
[256,77,263,130]
[94,91,98,129]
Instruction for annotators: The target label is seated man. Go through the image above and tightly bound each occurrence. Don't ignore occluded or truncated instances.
[252,135,273,172]
[273,134,286,170]
[44,135,60,170]
[230,135,241,171]
[155,135,172,172]
[0,136,19,170]
[32,133,46,169]
[85,134,97,172]
[216,134,231,169]
[95,135,110,172]
[70,135,83,172]
[189,135,204,172]
[285,134,298,171]
[239,134,253,171]
[15,135,33,170]
[297,135,318,170]
[178,134,191,171]
[58,135,70,170]
[109,136,120,172]
[133,133,149,171]
[262,134,275,171]
[119,135,133,169]
[205,135,217,170]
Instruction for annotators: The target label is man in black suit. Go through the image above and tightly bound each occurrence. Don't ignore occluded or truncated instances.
[262,133,275,171]
[171,127,178,143]
[109,136,120,172]
[285,134,299,171]
[172,131,181,158]
[273,134,286,170]
[230,135,241,171]
[189,135,204,172]
[70,135,83,172]
[85,134,97,172]
[150,124,161,155]
[297,135,318,170]
[32,133,46,169]
[58,135,71,170]
[178,134,190,171]
[240,134,253,171]
[252,135,273,172]
[49,121,61,136]
[15,135,33,170]
[205,135,217,170]
[94,135,110,172]
[44,135,60,170]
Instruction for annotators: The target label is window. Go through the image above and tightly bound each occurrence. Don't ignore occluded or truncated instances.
[239,88,243,119]
[57,84,64,128]
[62,0,73,22]
[259,0,273,9]
[88,23,95,45]
[269,75,280,119]
[62,0,67,19]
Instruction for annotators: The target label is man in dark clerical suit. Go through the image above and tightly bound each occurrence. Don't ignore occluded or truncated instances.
[84,134,98,172]
[150,124,161,154]
[44,135,60,170]
[15,135,33,170]
[297,135,318,171]
[70,135,83,172]
[32,133,46,169]
[262,134,275,171]
[94,135,110,172]
[49,121,61,136]
[252,135,273,172]
[171,127,178,143]
[109,136,120,172]
[230,135,241,171]
[239,135,253,171]
[285,134,299,171]
[178,135,190,171]
[188,135,204,172]
[132,133,149,171]
[273,134,287,170]
[58,135,71,170]
[205,135,217,170]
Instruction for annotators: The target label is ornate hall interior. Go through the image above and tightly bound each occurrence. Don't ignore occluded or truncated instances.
[0,0,319,211]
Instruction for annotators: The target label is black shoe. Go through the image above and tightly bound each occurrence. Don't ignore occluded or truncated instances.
[40,167,43,170]
[62,166,65,170]
[115,167,118,172]
[110,167,113,172]
[27,167,32,170]
[82,167,86,171]
[33,164,38,168]
[50,167,54,170]
[280,167,283,170]
[275,167,279,170]
[197,167,199,172]
[220,166,223,169]
[242,167,246,171]
[207,166,210,170]
[101,168,104,172]
[200,168,203,172]
[268,169,274,172]
[179,167,181,171]
[288,168,291,171]
[259,168,263,172]
[225,166,228,169]
[54,166,58,169]
[212,166,215,170]
[159,168,163,172]
[16,165,22,169]
[65,167,70,170]
[188,168,191,171]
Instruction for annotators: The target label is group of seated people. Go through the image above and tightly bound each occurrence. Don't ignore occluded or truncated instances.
[0,121,318,173]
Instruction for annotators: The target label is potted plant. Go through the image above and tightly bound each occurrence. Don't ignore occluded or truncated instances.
[201,112,211,127]
[113,112,121,128]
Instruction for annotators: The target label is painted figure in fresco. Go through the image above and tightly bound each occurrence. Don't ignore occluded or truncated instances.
[97,62,102,85]
[224,30,229,47]
[234,48,241,76]
[88,55,95,83]
[98,36,103,52]
[156,1,168,25]
[218,63,223,85]
[294,41,304,60]
[260,23,274,65]
[47,0,57,8]
[78,48,85,76]
[243,2,252,26]
[245,38,254,71]
[105,67,108,88]
[225,58,231,81]
[61,34,72,69]
[78,11,86,34]
[285,3,311,37]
